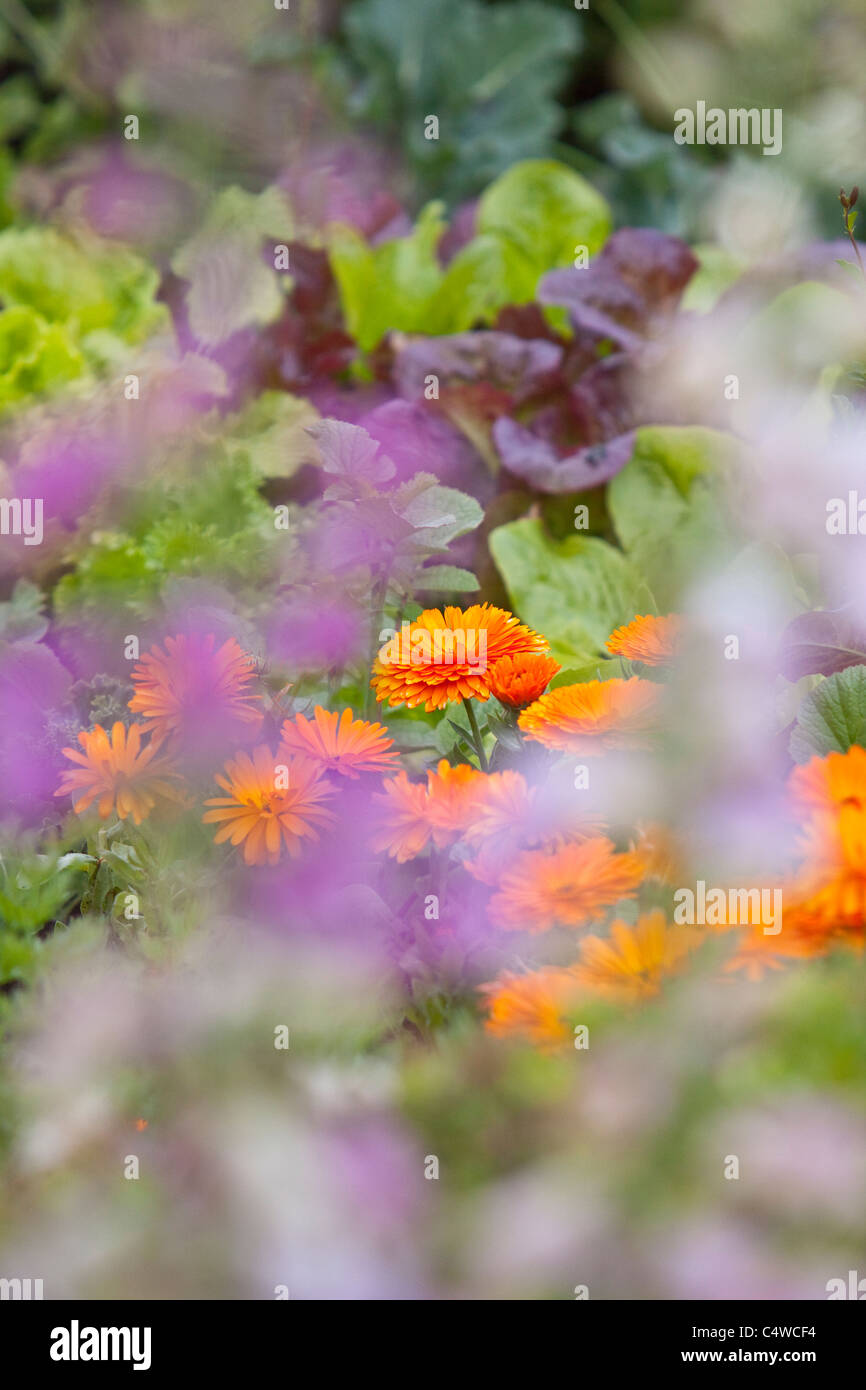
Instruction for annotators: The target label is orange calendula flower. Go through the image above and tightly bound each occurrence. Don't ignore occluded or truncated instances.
[425,759,485,845]
[203,746,335,866]
[789,745,866,816]
[518,677,661,754]
[487,651,561,708]
[370,771,432,863]
[488,837,645,932]
[129,634,262,739]
[722,917,830,982]
[480,968,581,1047]
[55,722,185,825]
[463,769,536,882]
[463,770,605,885]
[280,706,399,778]
[605,613,682,665]
[569,911,693,1000]
[791,804,866,928]
[370,604,548,712]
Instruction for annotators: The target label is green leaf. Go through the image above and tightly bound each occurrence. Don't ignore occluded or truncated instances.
[172,186,294,344]
[329,202,446,351]
[476,159,611,287]
[607,426,739,609]
[0,226,167,341]
[0,579,48,642]
[0,304,85,412]
[680,244,747,314]
[222,391,320,479]
[790,665,866,763]
[416,565,480,592]
[343,0,580,205]
[489,517,655,664]
[393,479,483,549]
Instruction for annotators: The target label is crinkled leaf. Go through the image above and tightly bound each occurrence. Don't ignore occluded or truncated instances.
[172,186,294,345]
[328,202,446,351]
[392,328,562,402]
[790,665,866,763]
[344,0,580,204]
[477,159,611,283]
[539,227,697,348]
[493,417,636,493]
[307,419,395,489]
[489,517,655,664]
[607,426,739,608]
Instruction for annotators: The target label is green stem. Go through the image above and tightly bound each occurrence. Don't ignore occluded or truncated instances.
[462,697,489,772]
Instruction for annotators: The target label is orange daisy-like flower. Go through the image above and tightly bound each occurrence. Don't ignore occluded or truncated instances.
[370,771,432,863]
[370,604,548,712]
[463,769,536,883]
[569,911,693,1001]
[55,722,185,825]
[480,968,581,1047]
[463,770,605,884]
[203,746,335,866]
[791,804,866,928]
[488,652,562,708]
[605,613,682,665]
[425,759,485,845]
[280,706,399,779]
[789,745,866,817]
[722,916,831,982]
[518,677,661,754]
[129,634,262,739]
[488,836,645,932]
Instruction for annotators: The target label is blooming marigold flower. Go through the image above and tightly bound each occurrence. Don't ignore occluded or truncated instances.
[129,634,262,740]
[479,968,580,1047]
[518,677,661,754]
[488,652,561,708]
[280,706,399,778]
[488,836,645,932]
[605,613,682,665]
[463,770,536,883]
[722,916,831,982]
[370,604,548,712]
[569,911,693,1000]
[55,722,185,824]
[425,759,485,845]
[790,804,866,929]
[203,746,335,866]
[370,771,432,862]
[789,745,866,816]
[463,770,605,884]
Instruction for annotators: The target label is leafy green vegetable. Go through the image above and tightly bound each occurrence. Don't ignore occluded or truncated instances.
[329,202,447,351]
[607,426,739,609]
[489,517,655,664]
[0,580,48,643]
[0,226,169,412]
[329,160,611,350]
[475,159,611,286]
[171,186,294,344]
[343,0,580,205]
[790,665,866,763]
